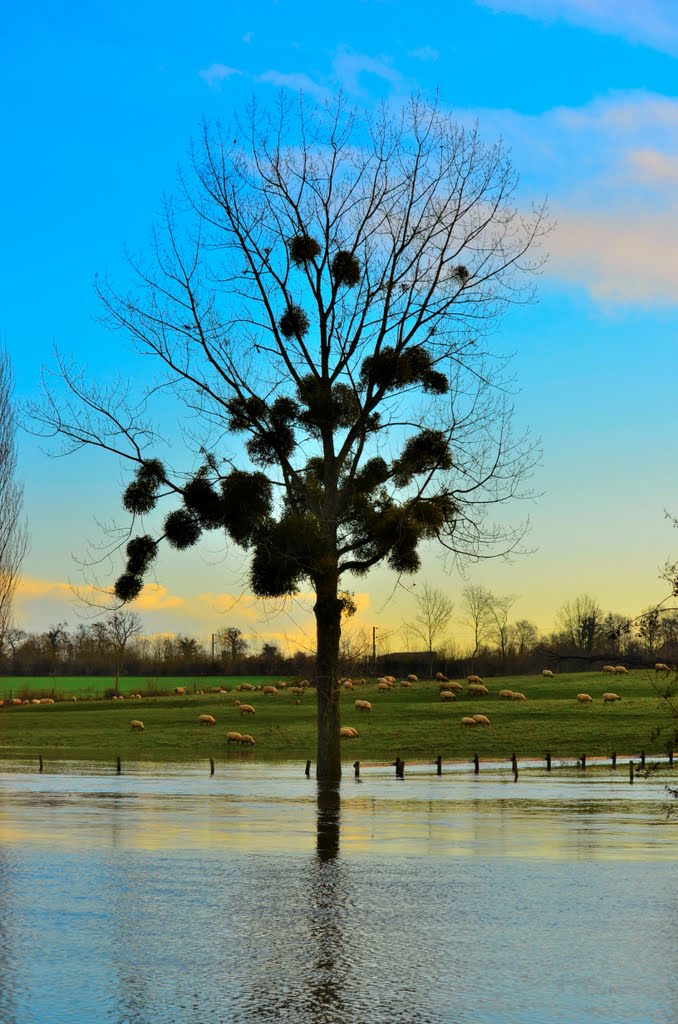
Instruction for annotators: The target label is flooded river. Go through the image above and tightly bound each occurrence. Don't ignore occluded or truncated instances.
[0,760,675,1023]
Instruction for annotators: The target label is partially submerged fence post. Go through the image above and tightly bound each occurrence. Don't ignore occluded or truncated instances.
[436,755,442,776]
[116,755,121,774]
[396,759,405,779]
[353,761,360,779]
[473,753,479,775]
[209,758,215,776]
[511,752,517,774]
[305,760,311,778]
[629,760,634,784]
[545,751,551,772]
[640,750,646,769]
[581,753,587,770]
[669,749,674,767]
[611,752,617,770]
[38,755,43,773]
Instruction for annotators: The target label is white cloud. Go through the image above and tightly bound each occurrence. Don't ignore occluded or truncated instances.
[332,49,402,95]
[257,69,329,99]
[475,0,678,55]
[198,63,241,89]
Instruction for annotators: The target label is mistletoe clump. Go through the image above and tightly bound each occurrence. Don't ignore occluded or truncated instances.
[279,304,310,340]
[331,249,361,287]
[163,508,202,549]
[288,233,321,265]
[122,459,166,515]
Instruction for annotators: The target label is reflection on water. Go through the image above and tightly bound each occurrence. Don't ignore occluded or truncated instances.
[0,761,676,1023]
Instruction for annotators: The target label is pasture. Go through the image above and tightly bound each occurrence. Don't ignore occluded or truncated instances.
[0,669,674,767]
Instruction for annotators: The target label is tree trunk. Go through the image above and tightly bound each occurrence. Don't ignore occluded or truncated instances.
[314,578,343,781]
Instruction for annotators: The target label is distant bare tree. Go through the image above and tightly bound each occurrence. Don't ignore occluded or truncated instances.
[0,346,29,654]
[489,591,519,669]
[460,583,494,662]
[556,594,604,654]
[402,584,454,677]
[512,618,539,660]
[106,611,143,692]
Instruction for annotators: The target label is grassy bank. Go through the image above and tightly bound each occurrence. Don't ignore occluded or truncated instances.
[0,670,675,767]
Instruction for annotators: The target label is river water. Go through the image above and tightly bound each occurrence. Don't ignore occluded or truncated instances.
[0,760,675,1024]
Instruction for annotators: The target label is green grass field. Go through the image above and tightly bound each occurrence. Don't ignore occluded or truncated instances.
[0,670,675,767]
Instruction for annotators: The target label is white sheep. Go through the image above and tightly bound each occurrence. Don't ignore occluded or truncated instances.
[472,714,490,726]
[239,704,256,716]
[602,665,616,675]
[512,692,527,701]
[440,690,456,700]
[542,669,554,678]
[467,683,489,696]
[198,714,217,726]
[576,693,593,704]
[340,726,359,738]
[655,662,670,672]
[407,674,418,683]
[499,689,514,700]
[400,680,412,688]
[354,699,372,712]
[174,686,187,695]
[376,682,390,692]
[130,720,144,731]
[262,685,278,695]
[436,673,449,682]
[461,716,478,727]
[467,674,483,684]
[239,734,255,746]
[225,731,242,743]
[602,692,621,703]
[613,665,628,675]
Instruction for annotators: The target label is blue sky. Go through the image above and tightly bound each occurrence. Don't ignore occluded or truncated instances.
[4,0,678,652]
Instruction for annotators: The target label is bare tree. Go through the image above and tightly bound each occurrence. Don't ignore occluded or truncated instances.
[460,583,495,663]
[512,618,539,661]
[106,611,143,692]
[30,94,547,778]
[489,591,519,670]
[555,594,604,654]
[0,345,29,655]
[402,583,454,677]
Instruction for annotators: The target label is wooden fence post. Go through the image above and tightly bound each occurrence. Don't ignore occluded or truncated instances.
[611,752,617,769]
[581,753,586,770]
[473,753,479,775]
[209,758,215,776]
[305,760,311,777]
[116,755,121,774]
[629,760,634,784]
[38,755,43,773]
[545,751,551,772]
[353,760,360,779]
[436,755,442,776]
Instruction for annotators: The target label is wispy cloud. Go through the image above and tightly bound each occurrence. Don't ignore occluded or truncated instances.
[408,46,440,62]
[198,63,241,89]
[475,0,678,56]
[332,49,402,95]
[257,69,328,99]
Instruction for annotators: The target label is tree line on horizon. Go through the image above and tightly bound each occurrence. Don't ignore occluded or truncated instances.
[2,590,677,680]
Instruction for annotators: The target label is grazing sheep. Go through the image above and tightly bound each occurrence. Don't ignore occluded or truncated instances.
[467,683,489,696]
[499,689,514,700]
[602,692,621,703]
[655,662,670,672]
[576,693,593,704]
[198,714,217,726]
[614,665,628,675]
[461,716,478,727]
[40,698,54,704]
[343,681,354,689]
[130,720,144,732]
[236,683,254,692]
[376,682,390,692]
[602,665,616,675]
[277,681,287,689]
[407,674,418,683]
[472,714,491,726]
[447,681,463,692]
[400,680,412,688]
[239,704,256,716]
[436,673,449,682]
[467,674,483,684]
[174,686,187,695]
[512,692,527,701]
[440,690,456,701]
[290,687,304,695]
[262,685,278,695]
[10,698,22,705]
[340,726,359,738]
[239,734,255,746]
[542,669,554,678]
[225,731,242,743]
[31,699,41,704]
[354,699,372,712]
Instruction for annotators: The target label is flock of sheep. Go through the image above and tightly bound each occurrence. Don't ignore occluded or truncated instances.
[1,662,662,748]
